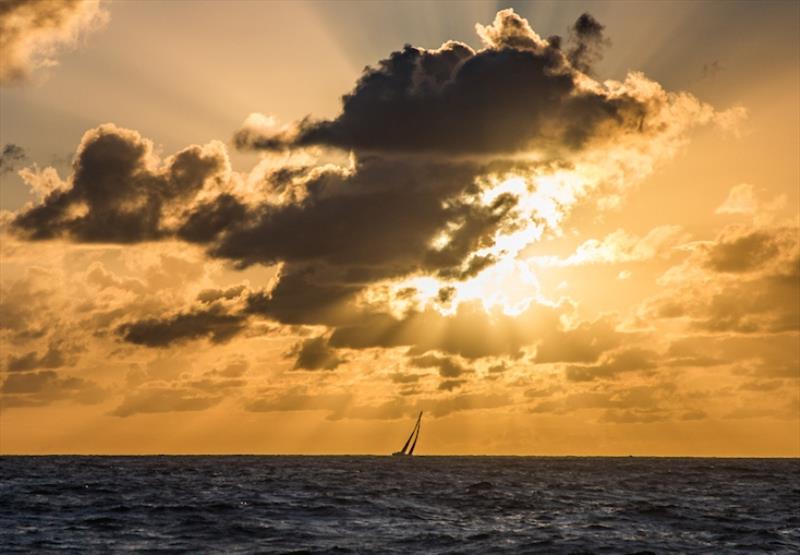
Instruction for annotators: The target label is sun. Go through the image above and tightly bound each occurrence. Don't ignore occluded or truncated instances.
[371,171,588,318]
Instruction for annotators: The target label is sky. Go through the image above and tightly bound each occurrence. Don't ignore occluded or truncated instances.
[0,0,798,456]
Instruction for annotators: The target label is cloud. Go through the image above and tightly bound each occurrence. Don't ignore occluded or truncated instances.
[7,9,737,379]
[117,305,247,347]
[409,353,471,391]
[438,379,466,391]
[0,144,27,174]
[647,222,799,334]
[6,341,76,371]
[532,225,687,267]
[565,13,609,75]
[533,316,625,364]
[0,270,58,343]
[0,0,108,84]
[409,353,467,378]
[111,386,222,417]
[329,300,560,359]
[196,285,246,304]
[245,386,512,420]
[234,10,646,156]
[13,124,230,242]
[245,389,352,413]
[530,384,676,420]
[1,370,102,408]
[290,336,343,371]
[564,347,658,382]
[716,183,757,215]
[705,227,782,273]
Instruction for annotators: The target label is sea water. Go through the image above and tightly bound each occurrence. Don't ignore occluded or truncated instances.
[1,456,798,553]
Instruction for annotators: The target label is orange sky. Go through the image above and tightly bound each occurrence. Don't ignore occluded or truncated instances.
[0,1,798,456]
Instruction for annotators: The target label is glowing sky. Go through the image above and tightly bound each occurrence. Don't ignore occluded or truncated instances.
[0,0,798,455]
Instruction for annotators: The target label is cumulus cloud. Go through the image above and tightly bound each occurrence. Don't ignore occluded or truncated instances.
[7,10,740,385]
[235,10,645,156]
[0,0,108,84]
[13,124,231,242]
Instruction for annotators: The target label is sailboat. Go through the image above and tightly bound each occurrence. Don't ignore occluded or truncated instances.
[392,412,422,456]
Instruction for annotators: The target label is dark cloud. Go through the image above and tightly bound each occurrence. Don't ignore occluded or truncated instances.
[290,336,343,371]
[0,144,27,174]
[565,13,608,74]
[13,125,228,242]
[196,285,246,304]
[209,158,486,273]
[235,11,642,156]
[244,268,362,326]
[117,305,247,348]
[177,193,247,244]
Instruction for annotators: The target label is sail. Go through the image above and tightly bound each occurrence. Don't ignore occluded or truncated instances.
[396,412,422,455]
[408,414,421,455]
[398,423,415,454]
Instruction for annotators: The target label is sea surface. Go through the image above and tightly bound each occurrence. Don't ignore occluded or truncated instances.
[1,456,798,553]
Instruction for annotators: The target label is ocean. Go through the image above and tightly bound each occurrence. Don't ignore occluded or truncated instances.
[1,456,798,553]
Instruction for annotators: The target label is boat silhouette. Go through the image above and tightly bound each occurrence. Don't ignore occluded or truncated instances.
[392,412,422,456]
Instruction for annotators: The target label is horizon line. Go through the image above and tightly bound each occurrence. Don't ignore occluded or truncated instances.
[2,453,798,459]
